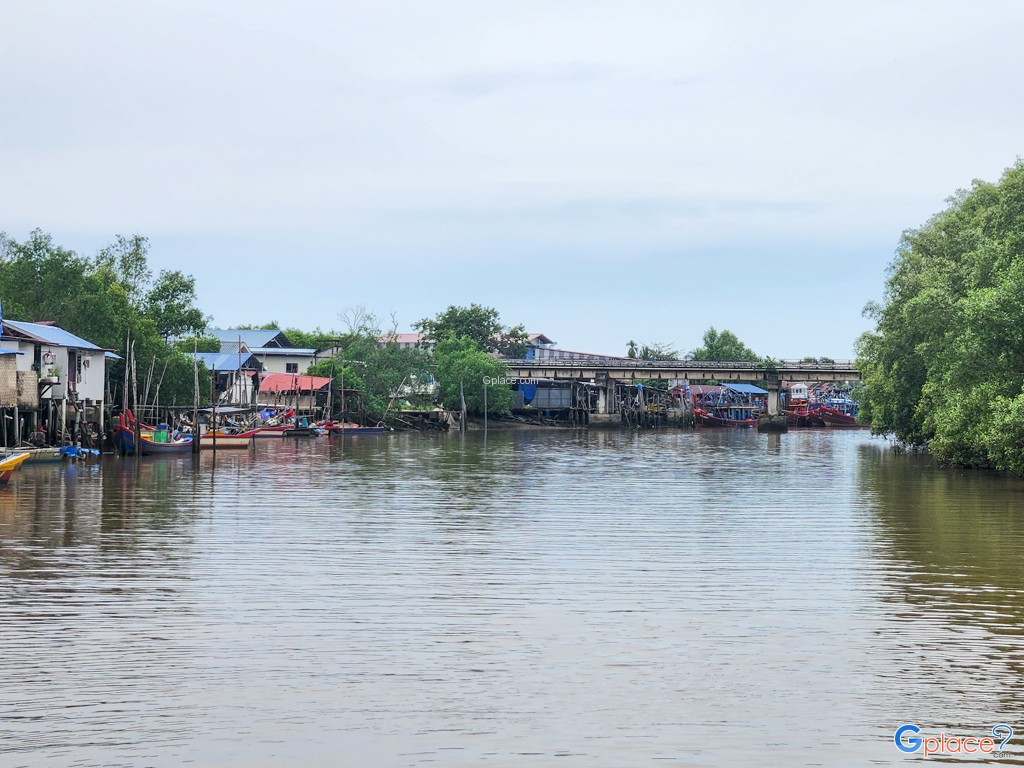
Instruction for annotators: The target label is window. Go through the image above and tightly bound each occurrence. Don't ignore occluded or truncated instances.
[285,363,299,373]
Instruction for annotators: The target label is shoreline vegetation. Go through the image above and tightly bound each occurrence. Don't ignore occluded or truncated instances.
[5,157,1024,475]
[857,159,1024,475]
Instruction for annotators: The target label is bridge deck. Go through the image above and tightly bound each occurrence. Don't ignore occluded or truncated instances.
[503,359,860,382]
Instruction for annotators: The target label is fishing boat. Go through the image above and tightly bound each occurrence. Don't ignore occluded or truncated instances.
[691,384,761,428]
[818,404,862,427]
[319,420,389,435]
[199,429,259,449]
[0,452,30,484]
[783,383,824,427]
[113,411,194,455]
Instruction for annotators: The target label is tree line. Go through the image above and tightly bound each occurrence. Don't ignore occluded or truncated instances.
[857,159,1024,474]
[2,229,778,420]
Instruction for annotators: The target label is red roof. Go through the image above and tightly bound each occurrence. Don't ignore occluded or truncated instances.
[260,373,332,393]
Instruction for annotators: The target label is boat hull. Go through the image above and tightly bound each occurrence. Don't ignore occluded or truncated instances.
[114,428,194,455]
[695,410,756,428]
[254,426,296,438]
[0,452,31,484]
[200,429,258,449]
[818,406,863,427]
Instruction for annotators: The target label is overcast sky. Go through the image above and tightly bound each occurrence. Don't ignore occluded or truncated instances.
[3,1,1022,358]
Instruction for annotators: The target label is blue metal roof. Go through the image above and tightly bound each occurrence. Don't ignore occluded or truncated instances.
[209,328,287,349]
[1,319,103,350]
[725,383,768,395]
[192,352,255,370]
[250,346,318,356]
[0,349,23,355]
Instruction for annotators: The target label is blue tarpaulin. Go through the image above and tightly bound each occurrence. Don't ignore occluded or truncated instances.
[519,383,537,404]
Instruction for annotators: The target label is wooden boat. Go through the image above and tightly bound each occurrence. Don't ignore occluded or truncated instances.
[691,385,760,428]
[113,411,194,455]
[818,405,863,427]
[0,452,31,484]
[694,408,757,428]
[199,429,259,449]
[319,420,389,435]
[254,424,298,438]
[282,426,319,437]
[19,447,64,463]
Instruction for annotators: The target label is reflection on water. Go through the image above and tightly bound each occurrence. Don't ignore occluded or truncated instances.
[1,430,1022,766]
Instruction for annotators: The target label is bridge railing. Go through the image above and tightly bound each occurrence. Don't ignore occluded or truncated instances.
[502,358,857,371]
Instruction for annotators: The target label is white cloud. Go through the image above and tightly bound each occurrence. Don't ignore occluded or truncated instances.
[2,0,1022,356]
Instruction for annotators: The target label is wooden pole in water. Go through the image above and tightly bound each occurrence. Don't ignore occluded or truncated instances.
[191,337,200,454]
[483,378,487,433]
[131,341,141,461]
[211,366,217,452]
[459,379,467,433]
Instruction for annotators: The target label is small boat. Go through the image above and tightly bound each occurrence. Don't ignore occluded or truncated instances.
[818,405,862,427]
[0,452,31,484]
[199,429,259,449]
[113,411,194,455]
[319,420,389,435]
[19,447,64,463]
[817,393,862,427]
[282,426,319,437]
[694,408,757,428]
[254,424,298,438]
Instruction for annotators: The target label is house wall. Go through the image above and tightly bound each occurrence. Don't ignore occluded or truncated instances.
[0,356,16,407]
[72,349,106,402]
[255,353,317,375]
[0,341,106,404]
[37,345,68,399]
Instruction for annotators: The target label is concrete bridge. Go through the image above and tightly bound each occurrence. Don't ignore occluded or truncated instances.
[502,358,861,428]
[504,358,860,383]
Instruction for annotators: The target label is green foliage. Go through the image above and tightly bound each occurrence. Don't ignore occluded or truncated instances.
[689,327,759,361]
[0,229,207,406]
[858,159,1024,471]
[174,335,221,353]
[414,303,529,357]
[147,269,207,340]
[308,312,432,418]
[282,327,340,350]
[432,336,514,415]
[630,341,679,360]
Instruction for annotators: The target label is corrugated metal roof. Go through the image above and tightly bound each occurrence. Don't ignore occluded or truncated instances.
[260,373,331,393]
[2,319,103,350]
[192,352,255,370]
[249,346,318,356]
[0,349,23,355]
[209,328,286,349]
[725,383,768,395]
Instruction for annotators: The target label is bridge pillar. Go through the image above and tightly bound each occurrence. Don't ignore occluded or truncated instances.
[758,372,787,433]
[596,375,616,415]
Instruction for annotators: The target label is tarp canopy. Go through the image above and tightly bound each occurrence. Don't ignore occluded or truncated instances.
[725,383,768,395]
[260,373,331,393]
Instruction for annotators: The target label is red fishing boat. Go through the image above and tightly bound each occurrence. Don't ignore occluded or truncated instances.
[818,405,862,427]
[691,384,762,428]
